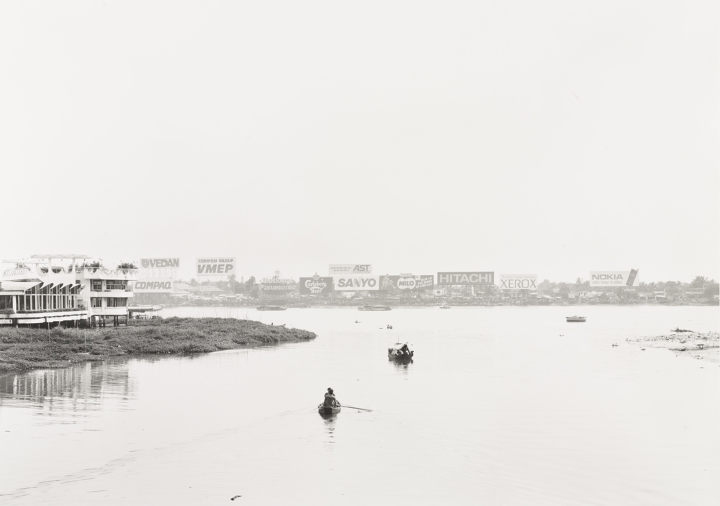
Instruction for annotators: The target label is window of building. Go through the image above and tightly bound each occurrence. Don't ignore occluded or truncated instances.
[105,281,126,290]
[91,298,102,308]
[0,296,12,310]
[91,280,103,291]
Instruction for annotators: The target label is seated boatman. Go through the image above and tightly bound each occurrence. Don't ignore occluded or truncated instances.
[323,388,337,407]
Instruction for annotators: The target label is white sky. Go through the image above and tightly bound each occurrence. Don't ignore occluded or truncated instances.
[1,1,718,283]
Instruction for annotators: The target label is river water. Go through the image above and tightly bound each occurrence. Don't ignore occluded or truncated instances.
[1,306,718,505]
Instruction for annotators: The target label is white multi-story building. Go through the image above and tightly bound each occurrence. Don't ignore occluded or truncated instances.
[0,254,137,328]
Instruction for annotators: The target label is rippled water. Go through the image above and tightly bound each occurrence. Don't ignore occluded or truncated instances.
[1,306,718,505]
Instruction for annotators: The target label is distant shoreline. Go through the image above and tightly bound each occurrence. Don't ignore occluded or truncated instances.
[159,300,719,309]
[0,317,316,374]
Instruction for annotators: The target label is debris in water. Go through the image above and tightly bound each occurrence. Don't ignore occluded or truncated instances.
[231,495,241,501]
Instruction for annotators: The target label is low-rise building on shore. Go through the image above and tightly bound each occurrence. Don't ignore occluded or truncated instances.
[0,254,136,328]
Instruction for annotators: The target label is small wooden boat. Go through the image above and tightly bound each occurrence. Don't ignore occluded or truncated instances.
[318,402,341,415]
[358,305,392,311]
[388,342,414,359]
[257,305,287,311]
[439,303,451,309]
[566,316,587,322]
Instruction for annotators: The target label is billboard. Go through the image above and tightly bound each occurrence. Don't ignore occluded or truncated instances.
[133,279,174,293]
[333,275,380,291]
[379,275,434,290]
[260,277,297,293]
[590,269,640,287]
[196,257,236,277]
[138,258,180,282]
[498,274,537,290]
[140,258,180,269]
[299,276,334,295]
[329,264,372,275]
[437,272,494,285]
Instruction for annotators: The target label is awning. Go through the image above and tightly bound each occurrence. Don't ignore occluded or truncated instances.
[0,281,43,292]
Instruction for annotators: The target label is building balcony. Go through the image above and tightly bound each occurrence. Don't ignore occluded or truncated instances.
[89,291,134,298]
[0,309,89,325]
[89,307,130,316]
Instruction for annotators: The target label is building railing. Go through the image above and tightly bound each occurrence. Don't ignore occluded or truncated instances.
[0,308,88,315]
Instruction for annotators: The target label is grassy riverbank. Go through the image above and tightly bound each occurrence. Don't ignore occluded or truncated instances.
[0,317,316,374]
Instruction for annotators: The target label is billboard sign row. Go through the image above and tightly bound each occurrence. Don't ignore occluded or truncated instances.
[334,275,379,291]
[196,257,236,277]
[437,272,494,286]
[590,269,639,287]
[299,276,334,295]
[498,274,537,290]
[379,275,434,290]
[329,264,372,275]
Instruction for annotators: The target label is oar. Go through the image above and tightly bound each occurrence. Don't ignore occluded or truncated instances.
[342,405,373,412]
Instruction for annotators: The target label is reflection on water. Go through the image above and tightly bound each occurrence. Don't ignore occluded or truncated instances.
[0,360,134,416]
[321,414,337,450]
[389,358,413,372]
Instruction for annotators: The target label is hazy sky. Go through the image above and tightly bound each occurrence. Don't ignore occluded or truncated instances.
[1,1,718,283]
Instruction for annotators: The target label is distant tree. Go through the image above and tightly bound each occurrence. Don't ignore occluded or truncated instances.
[703,281,719,298]
[244,276,259,298]
[190,278,198,286]
[690,276,708,288]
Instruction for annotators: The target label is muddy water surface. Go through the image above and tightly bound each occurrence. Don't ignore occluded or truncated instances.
[1,306,718,505]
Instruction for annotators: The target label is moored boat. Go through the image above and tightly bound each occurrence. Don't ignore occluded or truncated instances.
[388,342,414,359]
[257,305,287,311]
[318,402,341,415]
[358,305,391,311]
[439,303,451,309]
[566,316,587,322]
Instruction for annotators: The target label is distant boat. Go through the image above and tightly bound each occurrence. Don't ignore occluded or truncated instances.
[566,316,587,322]
[318,402,341,416]
[358,305,391,311]
[439,303,451,309]
[257,305,287,311]
[388,342,414,360]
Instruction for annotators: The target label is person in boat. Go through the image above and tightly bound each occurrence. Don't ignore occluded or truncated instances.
[323,388,337,408]
[400,343,410,355]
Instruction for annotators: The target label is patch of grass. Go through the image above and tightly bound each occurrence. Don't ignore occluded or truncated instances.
[0,317,316,373]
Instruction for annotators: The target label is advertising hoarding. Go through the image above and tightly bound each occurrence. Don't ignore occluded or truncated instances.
[333,275,380,291]
[590,269,640,287]
[132,279,174,293]
[138,258,180,282]
[259,277,297,293]
[196,257,236,277]
[437,272,494,285]
[329,264,372,275]
[299,276,334,295]
[498,274,537,290]
[378,275,434,290]
[140,258,180,269]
